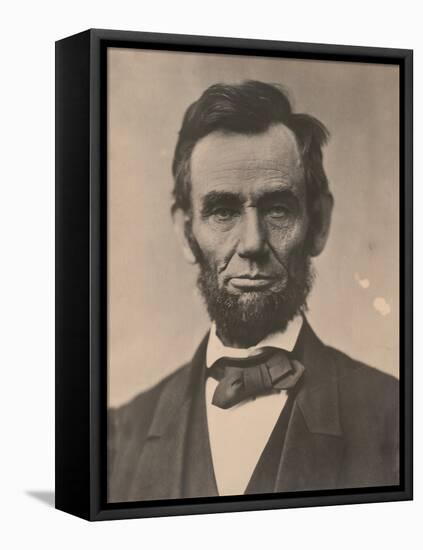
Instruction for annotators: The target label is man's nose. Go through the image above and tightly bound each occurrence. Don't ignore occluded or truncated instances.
[237,209,267,258]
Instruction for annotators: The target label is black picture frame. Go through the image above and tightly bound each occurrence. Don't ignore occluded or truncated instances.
[55,28,413,521]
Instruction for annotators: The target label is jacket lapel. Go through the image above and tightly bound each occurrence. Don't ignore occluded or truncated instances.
[275,319,344,492]
[128,336,208,502]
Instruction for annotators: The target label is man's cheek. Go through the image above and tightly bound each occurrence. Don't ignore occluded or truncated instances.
[194,225,232,257]
[269,221,308,254]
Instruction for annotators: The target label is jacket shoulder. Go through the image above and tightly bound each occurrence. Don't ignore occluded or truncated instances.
[328,345,398,389]
[107,362,192,472]
[108,362,192,435]
[326,345,399,420]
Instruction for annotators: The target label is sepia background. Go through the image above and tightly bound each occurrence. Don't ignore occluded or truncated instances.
[107,47,399,408]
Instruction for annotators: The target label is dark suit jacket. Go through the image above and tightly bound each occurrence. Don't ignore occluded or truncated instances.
[108,320,399,503]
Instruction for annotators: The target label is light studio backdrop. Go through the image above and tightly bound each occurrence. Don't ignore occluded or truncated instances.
[107,48,399,408]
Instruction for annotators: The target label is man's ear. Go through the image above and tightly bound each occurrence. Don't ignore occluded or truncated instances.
[308,192,334,257]
[172,207,197,264]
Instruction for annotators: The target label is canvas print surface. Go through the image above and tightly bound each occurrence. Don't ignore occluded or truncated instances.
[106,48,399,503]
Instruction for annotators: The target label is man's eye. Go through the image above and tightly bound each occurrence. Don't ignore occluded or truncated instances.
[212,208,238,221]
[267,205,289,218]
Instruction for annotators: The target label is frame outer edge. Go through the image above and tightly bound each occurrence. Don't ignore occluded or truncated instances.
[57,28,413,521]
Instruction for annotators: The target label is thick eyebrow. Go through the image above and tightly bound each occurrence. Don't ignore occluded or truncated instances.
[201,191,243,216]
[255,189,299,209]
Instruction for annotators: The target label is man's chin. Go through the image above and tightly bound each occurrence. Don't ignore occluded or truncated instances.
[211,291,297,346]
[235,304,289,327]
[232,289,278,310]
[197,257,314,346]
[214,311,292,348]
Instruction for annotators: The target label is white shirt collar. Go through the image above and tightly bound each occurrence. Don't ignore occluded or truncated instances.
[206,315,303,368]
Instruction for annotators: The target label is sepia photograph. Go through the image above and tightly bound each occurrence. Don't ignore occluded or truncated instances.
[106,47,400,503]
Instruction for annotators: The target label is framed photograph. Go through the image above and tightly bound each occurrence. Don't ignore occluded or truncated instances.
[55,29,413,521]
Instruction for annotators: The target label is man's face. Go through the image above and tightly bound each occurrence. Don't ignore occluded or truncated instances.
[188,123,314,347]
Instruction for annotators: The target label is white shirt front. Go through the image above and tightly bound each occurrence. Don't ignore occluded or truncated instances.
[205,315,303,496]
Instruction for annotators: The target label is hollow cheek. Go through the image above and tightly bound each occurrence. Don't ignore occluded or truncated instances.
[267,219,308,266]
[192,219,238,269]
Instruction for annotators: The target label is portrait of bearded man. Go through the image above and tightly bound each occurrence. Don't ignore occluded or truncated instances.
[107,80,399,503]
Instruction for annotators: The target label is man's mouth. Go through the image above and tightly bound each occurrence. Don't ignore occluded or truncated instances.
[228,275,277,290]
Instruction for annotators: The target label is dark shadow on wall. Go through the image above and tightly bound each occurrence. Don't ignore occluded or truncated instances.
[26,490,55,508]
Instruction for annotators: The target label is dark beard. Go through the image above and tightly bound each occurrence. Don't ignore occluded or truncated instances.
[196,253,315,348]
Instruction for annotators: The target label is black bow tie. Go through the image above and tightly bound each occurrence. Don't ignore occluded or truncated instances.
[207,348,305,409]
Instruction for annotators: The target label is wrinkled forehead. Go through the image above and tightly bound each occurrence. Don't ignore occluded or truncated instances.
[190,123,305,203]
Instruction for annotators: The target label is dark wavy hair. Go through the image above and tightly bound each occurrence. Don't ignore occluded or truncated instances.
[172,80,330,216]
